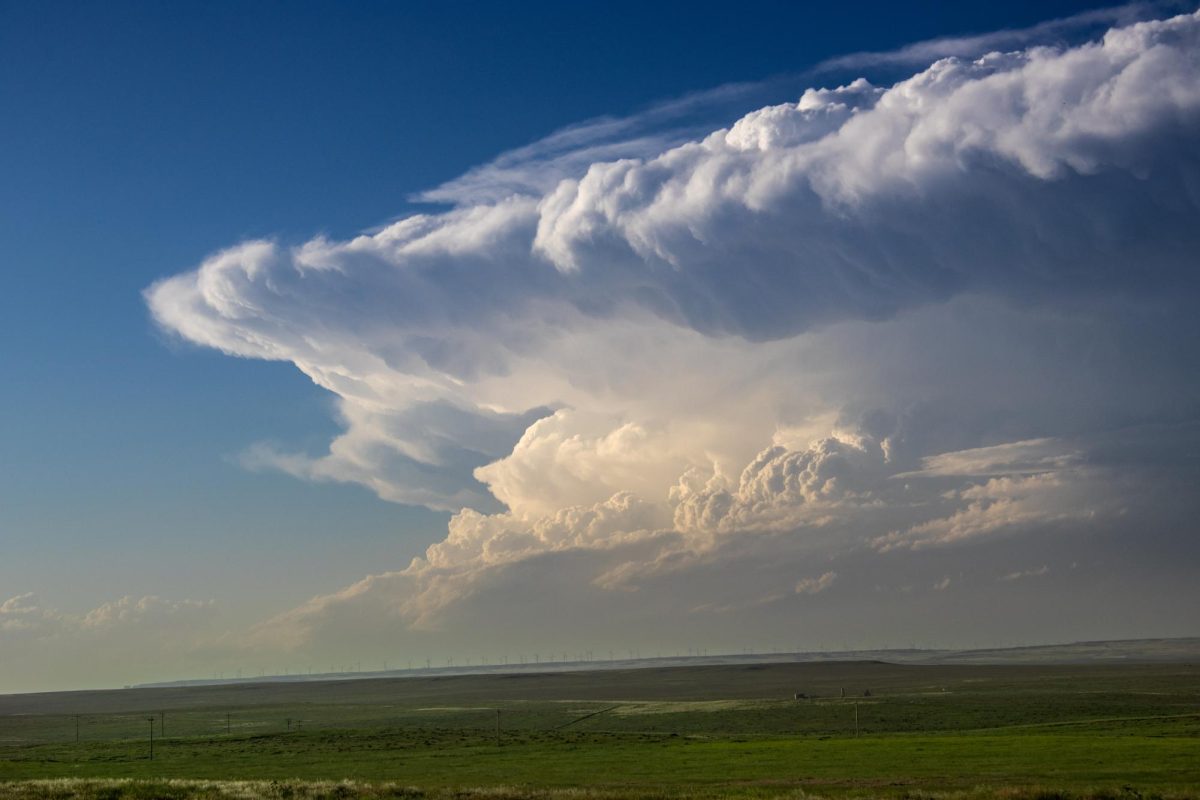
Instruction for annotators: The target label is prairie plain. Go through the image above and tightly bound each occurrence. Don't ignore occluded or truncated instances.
[1,656,1198,798]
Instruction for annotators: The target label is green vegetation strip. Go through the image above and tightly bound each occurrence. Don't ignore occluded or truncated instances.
[0,779,1197,800]
[1,663,1196,798]
[0,728,1197,794]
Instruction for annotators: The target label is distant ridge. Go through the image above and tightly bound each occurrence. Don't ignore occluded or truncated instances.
[132,636,1200,689]
[922,637,1200,665]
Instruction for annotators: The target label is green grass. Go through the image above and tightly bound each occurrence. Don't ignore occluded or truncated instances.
[0,780,1193,800]
[1,662,1197,798]
[2,724,1199,786]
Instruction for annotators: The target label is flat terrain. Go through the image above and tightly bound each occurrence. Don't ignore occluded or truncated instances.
[1,659,1198,798]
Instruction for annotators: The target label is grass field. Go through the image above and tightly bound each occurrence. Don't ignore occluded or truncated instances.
[1,660,1197,798]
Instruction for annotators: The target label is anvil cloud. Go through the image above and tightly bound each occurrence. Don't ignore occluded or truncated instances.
[144,10,1200,655]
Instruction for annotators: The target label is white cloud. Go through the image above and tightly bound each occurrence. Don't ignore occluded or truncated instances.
[0,594,222,691]
[1001,565,1051,581]
[474,410,690,519]
[80,595,214,630]
[0,593,55,635]
[0,593,215,640]
[415,80,768,207]
[141,11,1200,659]
[671,434,889,534]
[872,471,1102,552]
[148,10,1200,512]
[796,571,838,595]
[899,438,1079,478]
[246,428,1141,651]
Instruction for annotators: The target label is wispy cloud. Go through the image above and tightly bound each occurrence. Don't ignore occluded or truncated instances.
[896,438,1079,479]
[1000,565,1051,581]
[816,2,1176,71]
[419,2,1180,211]
[415,80,770,206]
[796,572,839,595]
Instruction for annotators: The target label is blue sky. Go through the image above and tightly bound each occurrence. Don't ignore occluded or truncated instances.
[2,0,1198,691]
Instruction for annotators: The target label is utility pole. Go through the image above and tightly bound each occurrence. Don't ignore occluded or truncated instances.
[495,709,501,747]
[146,717,155,761]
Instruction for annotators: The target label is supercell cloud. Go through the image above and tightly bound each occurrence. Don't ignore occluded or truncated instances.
[145,11,1200,657]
